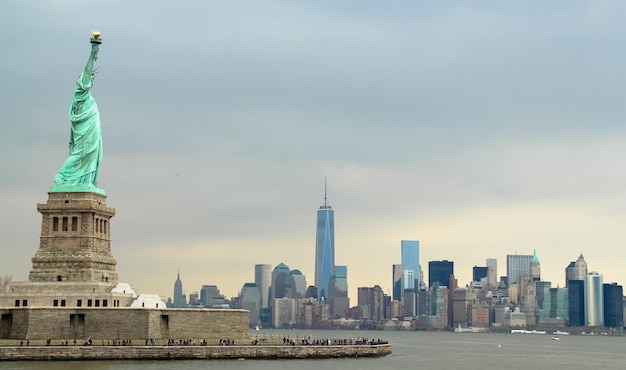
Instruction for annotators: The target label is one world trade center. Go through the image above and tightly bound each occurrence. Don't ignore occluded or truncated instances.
[315,181,335,300]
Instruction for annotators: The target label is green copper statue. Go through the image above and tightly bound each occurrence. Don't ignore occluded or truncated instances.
[52,31,104,194]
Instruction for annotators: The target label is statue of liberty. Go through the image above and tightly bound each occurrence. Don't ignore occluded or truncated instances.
[52,31,105,194]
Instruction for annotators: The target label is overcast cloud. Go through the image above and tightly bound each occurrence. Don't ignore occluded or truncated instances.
[2,1,626,301]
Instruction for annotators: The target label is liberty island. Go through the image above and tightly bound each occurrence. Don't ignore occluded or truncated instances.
[0,32,389,361]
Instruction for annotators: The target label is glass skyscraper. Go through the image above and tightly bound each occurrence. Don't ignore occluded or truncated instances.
[429,260,454,288]
[401,240,420,288]
[568,279,585,326]
[584,272,604,326]
[506,254,533,286]
[315,186,335,300]
[401,240,420,312]
[603,283,623,328]
[254,264,271,309]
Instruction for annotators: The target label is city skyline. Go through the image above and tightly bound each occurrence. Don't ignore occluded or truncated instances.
[2,2,626,303]
[169,250,622,308]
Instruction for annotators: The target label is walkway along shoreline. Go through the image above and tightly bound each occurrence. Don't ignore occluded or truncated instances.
[0,343,392,361]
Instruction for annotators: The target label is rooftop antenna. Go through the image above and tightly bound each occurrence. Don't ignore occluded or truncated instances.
[324,176,327,208]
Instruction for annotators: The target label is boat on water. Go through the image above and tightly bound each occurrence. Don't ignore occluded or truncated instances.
[510,329,547,335]
[553,330,570,335]
[454,324,486,333]
[551,336,560,341]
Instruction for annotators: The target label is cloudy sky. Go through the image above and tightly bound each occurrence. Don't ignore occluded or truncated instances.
[2,1,626,302]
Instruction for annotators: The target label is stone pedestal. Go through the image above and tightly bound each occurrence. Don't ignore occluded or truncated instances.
[29,192,118,284]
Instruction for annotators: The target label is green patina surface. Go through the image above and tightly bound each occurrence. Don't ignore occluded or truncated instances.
[49,184,105,195]
[51,35,104,194]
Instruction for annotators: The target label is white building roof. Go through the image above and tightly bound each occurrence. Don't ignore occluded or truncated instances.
[110,282,138,298]
[130,294,166,308]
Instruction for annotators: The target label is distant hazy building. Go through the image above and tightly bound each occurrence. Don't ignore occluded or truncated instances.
[403,290,416,317]
[470,302,490,328]
[452,287,474,328]
[392,264,403,301]
[432,286,449,320]
[486,258,498,288]
[254,264,271,308]
[565,254,588,287]
[530,250,541,282]
[568,280,585,326]
[239,282,261,326]
[271,263,292,299]
[536,281,552,320]
[297,298,330,328]
[334,265,347,280]
[170,271,187,308]
[506,254,533,286]
[429,260,454,288]
[603,283,624,328]
[584,272,604,327]
[506,308,527,328]
[519,275,538,326]
[473,266,488,283]
[200,285,223,307]
[388,300,403,319]
[272,297,296,328]
[328,267,349,317]
[370,285,385,321]
[289,270,307,298]
[549,287,569,322]
[188,291,199,306]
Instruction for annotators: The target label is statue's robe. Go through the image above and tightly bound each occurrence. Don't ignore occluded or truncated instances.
[54,72,103,187]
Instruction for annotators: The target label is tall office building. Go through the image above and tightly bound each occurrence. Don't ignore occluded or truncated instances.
[271,263,291,299]
[568,280,585,326]
[549,287,569,321]
[429,260,454,288]
[315,181,335,300]
[565,254,587,287]
[486,258,497,288]
[328,267,349,317]
[584,272,604,326]
[171,270,187,308]
[401,240,419,316]
[370,285,385,321]
[239,282,261,326]
[200,285,222,307]
[254,264,271,309]
[401,241,420,283]
[603,283,623,328]
[335,265,347,281]
[530,250,541,282]
[506,254,533,286]
[289,269,307,298]
[472,266,488,283]
[392,264,403,301]
[535,281,552,319]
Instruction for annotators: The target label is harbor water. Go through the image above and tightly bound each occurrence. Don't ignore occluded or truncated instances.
[3,329,626,370]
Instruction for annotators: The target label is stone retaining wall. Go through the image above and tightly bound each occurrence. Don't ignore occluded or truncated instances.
[0,344,391,361]
[0,307,250,341]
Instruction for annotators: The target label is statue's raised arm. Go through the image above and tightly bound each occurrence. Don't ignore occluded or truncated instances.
[52,32,105,195]
[80,37,99,86]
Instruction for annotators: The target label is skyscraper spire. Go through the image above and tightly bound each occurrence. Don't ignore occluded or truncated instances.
[321,177,331,209]
[324,176,327,208]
